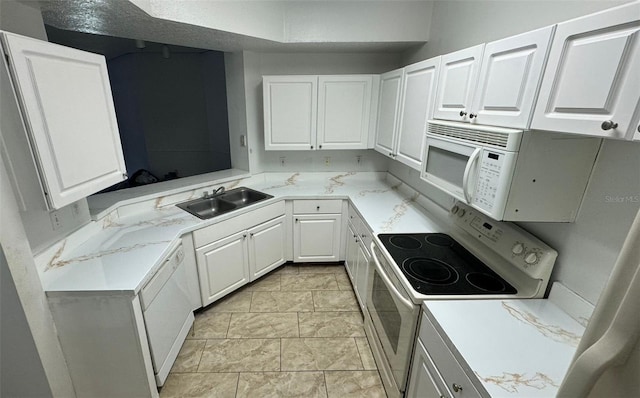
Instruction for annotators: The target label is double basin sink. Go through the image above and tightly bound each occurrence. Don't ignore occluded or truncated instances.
[176,187,273,219]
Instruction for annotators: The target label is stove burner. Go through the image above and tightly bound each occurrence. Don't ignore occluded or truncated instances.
[466,272,506,292]
[389,235,422,250]
[425,234,454,247]
[402,258,459,285]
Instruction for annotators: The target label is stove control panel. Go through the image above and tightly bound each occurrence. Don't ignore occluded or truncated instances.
[450,202,557,279]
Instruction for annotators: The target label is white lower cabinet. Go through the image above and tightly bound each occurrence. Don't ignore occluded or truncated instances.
[193,202,287,307]
[248,215,287,279]
[407,339,452,398]
[346,222,358,280]
[408,312,481,398]
[354,240,370,311]
[197,230,251,307]
[345,205,372,311]
[293,214,342,262]
[292,199,344,262]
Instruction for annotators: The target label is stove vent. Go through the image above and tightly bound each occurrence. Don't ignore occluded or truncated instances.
[427,121,523,150]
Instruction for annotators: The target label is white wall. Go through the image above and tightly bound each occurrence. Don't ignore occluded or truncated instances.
[243,51,402,173]
[130,0,432,44]
[1,247,52,398]
[402,0,632,64]
[225,52,250,171]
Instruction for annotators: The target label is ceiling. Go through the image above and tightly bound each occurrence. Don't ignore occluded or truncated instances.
[28,0,429,53]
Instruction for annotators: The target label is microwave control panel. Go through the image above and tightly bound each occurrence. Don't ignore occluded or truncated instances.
[473,151,504,211]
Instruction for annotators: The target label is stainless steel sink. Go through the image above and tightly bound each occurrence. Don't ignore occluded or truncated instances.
[218,188,271,206]
[176,187,272,219]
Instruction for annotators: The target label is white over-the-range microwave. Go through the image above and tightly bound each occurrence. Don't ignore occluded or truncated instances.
[421,120,602,222]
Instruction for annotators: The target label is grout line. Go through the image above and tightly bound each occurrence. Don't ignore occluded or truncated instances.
[234,372,240,398]
[323,371,330,398]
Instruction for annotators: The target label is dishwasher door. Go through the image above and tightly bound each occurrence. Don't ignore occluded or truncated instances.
[141,244,194,386]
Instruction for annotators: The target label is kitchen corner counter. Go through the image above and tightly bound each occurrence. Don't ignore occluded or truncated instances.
[422,295,587,397]
[36,172,449,294]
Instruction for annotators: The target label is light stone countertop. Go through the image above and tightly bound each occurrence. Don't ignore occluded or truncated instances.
[36,172,450,294]
[422,292,587,398]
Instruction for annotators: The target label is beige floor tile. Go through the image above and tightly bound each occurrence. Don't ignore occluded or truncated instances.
[324,371,386,398]
[208,289,252,312]
[160,372,238,398]
[236,372,328,398]
[198,339,280,372]
[250,291,314,312]
[227,312,299,338]
[281,274,338,291]
[298,312,365,337]
[313,290,359,311]
[355,338,377,370]
[170,339,206,373]
[281,338,364,371]
[336,273,354,291]
[242,272,281,291]
[298,264,347,274]
[190,311,231,339]
[273,264,300,274]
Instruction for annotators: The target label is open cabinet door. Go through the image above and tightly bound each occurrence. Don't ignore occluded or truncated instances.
[1,31,126,209]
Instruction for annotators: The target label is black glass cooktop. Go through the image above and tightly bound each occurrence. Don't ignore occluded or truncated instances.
[378,233,517,296]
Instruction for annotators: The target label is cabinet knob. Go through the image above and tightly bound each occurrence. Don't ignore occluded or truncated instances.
[601,120,618,130]
[452,383,463,392]
[311,145,314,149]
[637,125,640,133]
[295,218,299,223]
[459,110,467,117]
[316,206,320,210]
[243,234,247,239]
[319,145,322,149]
[250,233,254,238]
[469,113,477,119]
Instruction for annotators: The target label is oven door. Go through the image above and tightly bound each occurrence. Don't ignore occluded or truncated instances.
[367,242,420,392]
[420,134,483,205]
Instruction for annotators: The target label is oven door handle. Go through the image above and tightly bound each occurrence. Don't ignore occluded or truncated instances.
[370,242,415,311]
[462,147,482,204]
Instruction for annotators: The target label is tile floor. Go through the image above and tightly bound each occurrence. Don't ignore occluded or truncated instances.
[160,263,387,398]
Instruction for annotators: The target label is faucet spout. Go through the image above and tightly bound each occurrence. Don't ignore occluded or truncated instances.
[214,186,225,195]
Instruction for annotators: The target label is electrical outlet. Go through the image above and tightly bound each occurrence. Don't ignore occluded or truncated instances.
[50,210,62,230]
[280,156,286,167]
[325,156,331,166]
[240,135,247,147]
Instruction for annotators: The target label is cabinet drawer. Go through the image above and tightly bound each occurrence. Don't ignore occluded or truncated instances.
[419,312,482,397]
[293,199,342,214]
[193,201,285,248]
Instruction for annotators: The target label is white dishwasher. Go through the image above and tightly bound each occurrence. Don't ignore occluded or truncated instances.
[140,244,195,386]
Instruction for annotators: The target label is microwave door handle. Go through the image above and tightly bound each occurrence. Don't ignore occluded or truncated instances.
[370,243,414,311]
[462,148,482,204]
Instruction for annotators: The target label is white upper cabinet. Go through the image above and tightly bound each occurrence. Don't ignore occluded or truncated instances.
[532,2,640,140]
[433,44,484,123]
[1,32,126,209]
[374,68,403,157]
[374,59,441,170]
[263,75,318,150]
[396,58,440,169]
[471,26,554,128]
[263,75,376,150]
[317,75,373,150]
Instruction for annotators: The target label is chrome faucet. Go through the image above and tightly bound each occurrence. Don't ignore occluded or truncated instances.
[214,186,225,195]
[202,191,210,199]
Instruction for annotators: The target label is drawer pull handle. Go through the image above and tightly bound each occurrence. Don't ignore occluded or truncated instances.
[452,383,463,392]
[459,110,467,117]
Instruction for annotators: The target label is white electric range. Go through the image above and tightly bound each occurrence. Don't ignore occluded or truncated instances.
[363,202,558,398]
